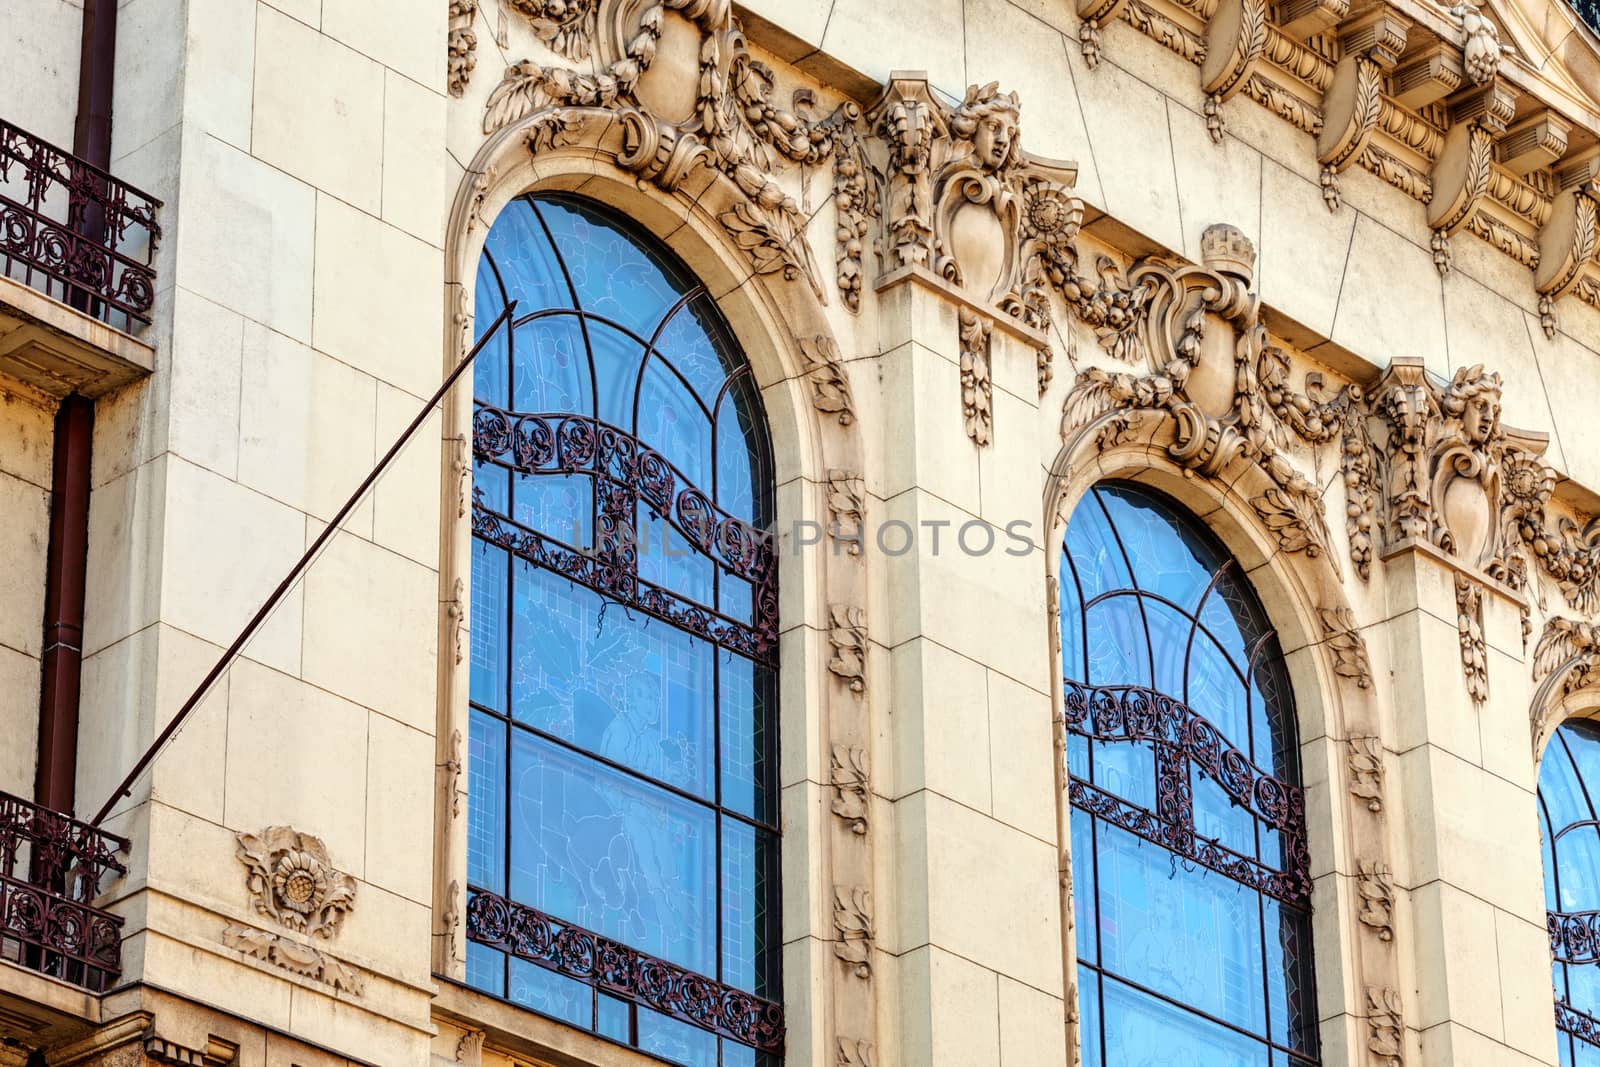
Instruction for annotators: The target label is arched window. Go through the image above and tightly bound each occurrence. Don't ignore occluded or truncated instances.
[1540,720,1600,1061]
[462,193,782,1066]
[1060,482,1318,1066]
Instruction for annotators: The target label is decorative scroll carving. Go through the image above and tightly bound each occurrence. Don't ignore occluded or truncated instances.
[485,0,863,300]
[959,308,993,446]
[1199,0,1269,143]
[442,878,463,964]
[800,336,857,425]
[1535,187,1598,337]
[1455,574,1489,706]
[1123,0,1209,64]
[222,923,366,994]
[1348,735,1384,812]
[449,0,479,98]
[1357,860,1396,942]
[828,604,868,694]
[1366,986,1405,1066]
[830,744,870,834]
[832,885,874,979]
[1319,607,1373,688]
[235,827,355,940]
[1532,618,1600,753]
[826,469,866,555]
[1059,224,1352,562]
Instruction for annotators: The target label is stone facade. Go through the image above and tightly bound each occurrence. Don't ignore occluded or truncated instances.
[1,0,1599,1064]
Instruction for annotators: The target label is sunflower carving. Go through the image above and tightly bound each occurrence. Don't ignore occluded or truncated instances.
[236,827,355,939]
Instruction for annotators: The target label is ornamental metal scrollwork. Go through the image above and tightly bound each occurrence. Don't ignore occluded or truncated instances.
[466,887,785,1055]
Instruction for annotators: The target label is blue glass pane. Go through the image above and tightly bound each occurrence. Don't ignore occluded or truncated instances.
[714,385,760,525]
[484,199,573,314]
[637,1006,717,1067]
[1064,493,1134,603]
[1558,826,1600,913]
[1067,729,1091,781]
[1090,739,1156,809]
[598,993,631,1042]
[636,504,715,607]
[465,940,505,996]
[1192,771,1257,860]
[1060,555,1087,682]
[719,655,773,823]
[510,565,714,797]
[474,268,510,407]
[1102,975,1270,1067]
[1249,646,1296,780]
[718,574,755,626]
[1097,823,1267,1036]
[535,198,687,338]
[589,320,648,430]
[1078,968,1104,1067]
[1085,597,1151,687]
[654,296,741,406]
[1186,631,1250,755]
[1072,808,1098,964]
[722,1041,757,1067]
[475,459,509,516]
[1143,598,1192,696]
[1199,568,1270,671]
[470,542,508,713]
[514,472,591,548]
[1098,485,1219,611]
[510,959,591,1028]
[508,731,717,974]
[721,820,777,995]
[467,711,506,893]
[512,314,590,415]
[637,356,712,490]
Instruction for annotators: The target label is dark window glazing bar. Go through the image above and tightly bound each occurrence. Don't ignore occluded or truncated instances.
[0,788,129,991]
[465,886,784,1055]
[0,117,162,328]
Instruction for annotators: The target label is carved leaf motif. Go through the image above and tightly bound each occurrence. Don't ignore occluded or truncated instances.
[1318,607,1373,688]
[1251,485,1326,557]
[1365,986,1404,1066]
[825,470,866,554]
[456,1029,487,1065]
[507,0,598,61]
[799,336,856,426]
[827,604,869,694]
[959,308,994,446]
[235,827,356,940]
[1348,735,1384,813]
[832,885,874,978]
[1455,574,1489,706]
[1357,860,1396,942]
[829,744,870,833]
[837,1038,877,1067]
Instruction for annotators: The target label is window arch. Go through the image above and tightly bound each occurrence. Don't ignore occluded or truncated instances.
[462,193,782,1066]
[1060,482,1319,1066]
[1540,719,1600,1061]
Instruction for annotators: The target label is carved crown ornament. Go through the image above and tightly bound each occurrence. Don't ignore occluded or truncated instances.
[1062,0,1600,333]
[1056,224,1600,631]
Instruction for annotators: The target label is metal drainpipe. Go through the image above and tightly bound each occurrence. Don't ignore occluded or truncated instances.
[36,0,117,815]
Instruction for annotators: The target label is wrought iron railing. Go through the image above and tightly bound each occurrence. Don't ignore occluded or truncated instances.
[465,887,785,1055]
[0,117,162,330]
[0,789,129,992]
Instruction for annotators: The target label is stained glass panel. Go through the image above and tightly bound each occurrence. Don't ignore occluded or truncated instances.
[468,193,781,1062]
[1541,720,1600,1062]
[1062,482,1317,1065]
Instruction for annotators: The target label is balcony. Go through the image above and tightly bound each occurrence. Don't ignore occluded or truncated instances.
[0,790,128,995]
[0,117,161,398]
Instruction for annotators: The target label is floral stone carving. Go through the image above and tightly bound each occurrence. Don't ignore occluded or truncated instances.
[483,0,863,303]
[224,826,363,994]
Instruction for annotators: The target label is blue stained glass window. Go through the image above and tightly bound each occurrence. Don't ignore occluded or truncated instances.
[1540,720,1600,1063]
[467,193,781,1066]
[1062,483,1318,1065]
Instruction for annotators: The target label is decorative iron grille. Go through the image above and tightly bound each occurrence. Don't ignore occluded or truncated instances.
[0,789,129,992]
[466,887,785,1055]
[0,117,162,329]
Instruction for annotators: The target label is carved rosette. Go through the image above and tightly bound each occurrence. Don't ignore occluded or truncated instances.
[225,826,363,994]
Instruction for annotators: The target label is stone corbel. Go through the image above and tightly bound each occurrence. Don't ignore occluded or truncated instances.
[866,72,949,276]
[1316,7,1410,211]
[1389,43,1462,111]
[1200,0,1269,143]
[1535,151,1599,338]
[1428,79,1516,274]
[1276,0,1349,42]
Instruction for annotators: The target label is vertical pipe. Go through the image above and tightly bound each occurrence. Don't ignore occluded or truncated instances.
[35,396,94,813]
[36,0,116,814]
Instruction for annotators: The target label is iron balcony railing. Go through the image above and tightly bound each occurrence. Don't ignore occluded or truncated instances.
[0,789,129,992]
[0,117,161,330]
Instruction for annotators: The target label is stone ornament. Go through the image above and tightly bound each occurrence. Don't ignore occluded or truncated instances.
[449,0,480,97]
[456,1028,487,1064]
[1531,618,1600,754]
[237,827,355,938]
[1348,735,1385,812]
[1455,574,1489,706]
[837,1038,878,1067]
[1357,860,1396,942]
[958,308,993,446]
[1059,224,1352,562]
[1318,607,1374,689]
[224,826,364,994]
[829,744,870,834]
[827,604,868,695]
[481,0,864,302]
[800,336,857,427]
[825,470,866,555]
[832,885,874,979]
[1366,986,1405,1066]
[1452,1,1509,85]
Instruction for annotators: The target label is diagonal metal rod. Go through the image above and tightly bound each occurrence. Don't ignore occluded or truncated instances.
[89,300,517,827]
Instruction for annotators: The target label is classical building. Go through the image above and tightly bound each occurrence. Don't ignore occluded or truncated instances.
[3,0,1600,1064]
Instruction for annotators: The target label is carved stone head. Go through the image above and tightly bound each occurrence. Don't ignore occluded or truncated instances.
[1443,364,1502,447]
[951,83,1021,174]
